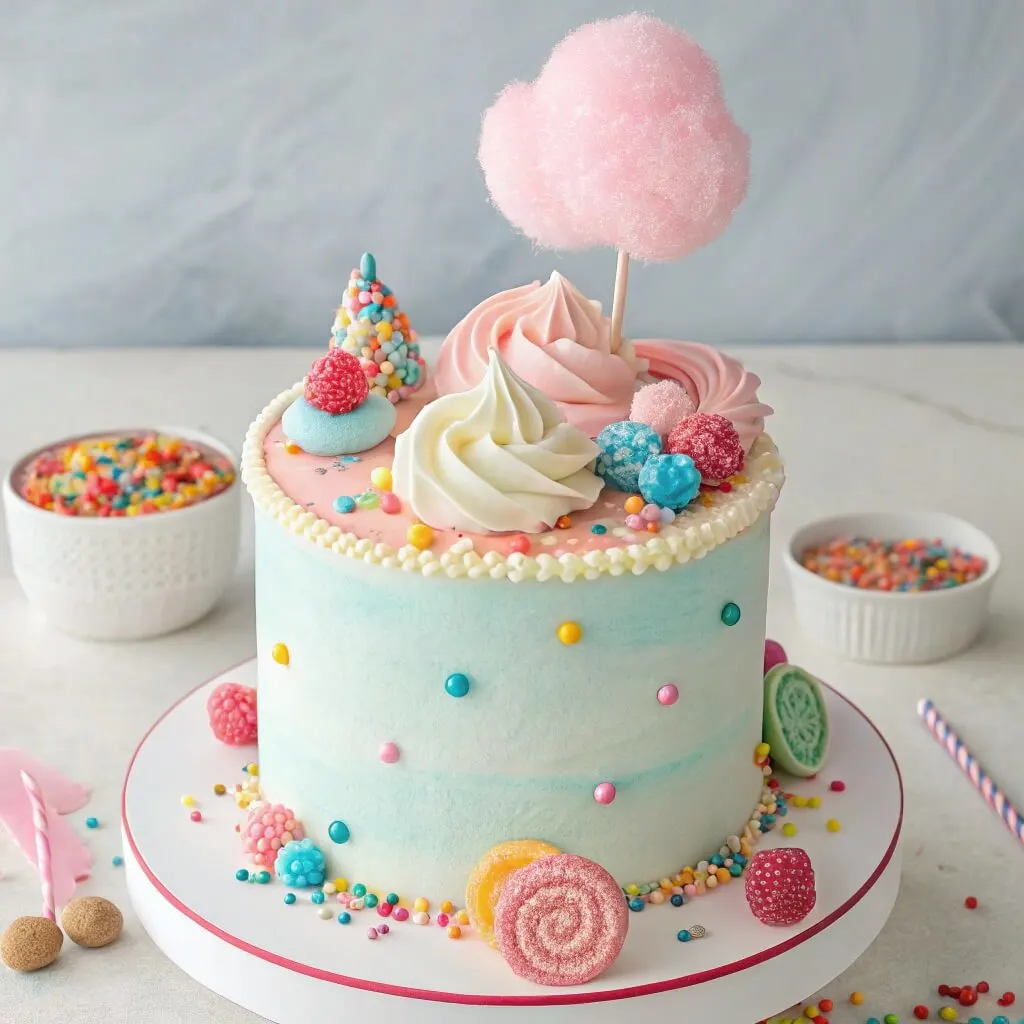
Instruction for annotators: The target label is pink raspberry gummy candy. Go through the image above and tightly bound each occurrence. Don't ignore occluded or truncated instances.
[207,682,258,746]
[242,803,304,869]
[744,848,816,926]
[305,349,369,415]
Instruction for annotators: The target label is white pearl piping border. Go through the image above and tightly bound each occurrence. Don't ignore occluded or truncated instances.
[240,384,785,583]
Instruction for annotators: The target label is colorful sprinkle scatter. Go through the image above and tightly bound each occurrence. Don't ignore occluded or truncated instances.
[800,536,988,592]
[557,621,582,645]
[20,433,235,516]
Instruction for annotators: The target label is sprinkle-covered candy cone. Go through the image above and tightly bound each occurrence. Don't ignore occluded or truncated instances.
[331,252,426,404]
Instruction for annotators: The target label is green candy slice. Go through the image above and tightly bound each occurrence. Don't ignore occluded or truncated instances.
[762,664,830,777]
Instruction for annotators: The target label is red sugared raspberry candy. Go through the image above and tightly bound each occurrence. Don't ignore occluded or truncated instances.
[665,412,745,482]
[207,682,258,746]
[744,848,816,926]
[304,349,369,414]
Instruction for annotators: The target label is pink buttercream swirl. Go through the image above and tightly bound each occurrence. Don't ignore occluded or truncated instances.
[435,272,646,437]
[633,339,772,453]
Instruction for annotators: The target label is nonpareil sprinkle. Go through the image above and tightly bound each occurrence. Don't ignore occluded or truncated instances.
[800,536,986,593]
[20,432,235,517]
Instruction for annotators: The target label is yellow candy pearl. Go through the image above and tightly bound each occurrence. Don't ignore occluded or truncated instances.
[754,742,770,759]
[408,523,434,550]
[213,784,226,796]
[623,495,644,515]
[455,909,469,926]
[440,901,454,915]
[370,467,393,492]
[808,796,822,809]
[379,361,395,376]
[413,897,429,913]
[557,621,582,645]
[782,823,798,837]
[387,374,402,390]
[376,321,393,341]
[181,794,195,807]
[333,877,349,892]
[272,643,289,666]
[246,762,259,776]
[447,925,462,939]
[938,1008,957,1021]
[826,818,841,833]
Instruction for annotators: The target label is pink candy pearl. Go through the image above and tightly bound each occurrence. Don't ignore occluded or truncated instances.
[366,927,378,940]
[358,290,372,304]
[378,923,390,935]
[393,907,409,922]
[380,492,401,515]
[387,391,401,404]
[593,782,616,805]
[625,513,644,530]
[657,684,679,706]
[640,503,661,522]
[684,883,697,896]
[764,639,788,676]
[379,741,400,764]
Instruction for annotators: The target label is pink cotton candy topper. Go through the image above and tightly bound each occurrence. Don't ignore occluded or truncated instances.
[478,13,750,262]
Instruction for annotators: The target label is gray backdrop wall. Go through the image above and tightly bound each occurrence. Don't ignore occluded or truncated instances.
[1,0,1022,348]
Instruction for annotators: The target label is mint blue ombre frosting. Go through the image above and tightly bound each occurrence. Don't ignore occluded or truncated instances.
[254,511,772,901]
[281,393,396,457]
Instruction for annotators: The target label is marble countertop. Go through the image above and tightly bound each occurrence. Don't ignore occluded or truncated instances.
[1,344,1023,1023]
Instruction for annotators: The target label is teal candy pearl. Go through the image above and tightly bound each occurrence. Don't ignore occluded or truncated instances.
[352,883,367,898]
[591,524,607,535]
[677,929,691,942]
[445,673,470,698]
[670,894,684,906]
[364,893,379,908]
[312,891,326,905]
[628,898,644,912]
[386,892,400,906]
[235,869,250,882]
[721,602,741,626]
[255,871,271,884]
[328,820,351,844]
[360,253,377,281]
[85,817,99,829]
[284,893,297,905]
[338,911,351,924]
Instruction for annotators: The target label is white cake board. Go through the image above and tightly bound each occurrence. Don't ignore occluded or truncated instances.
[122,659,902,1024]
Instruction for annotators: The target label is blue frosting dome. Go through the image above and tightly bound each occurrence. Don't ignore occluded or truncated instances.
[639,453,701,511]
[594,421,662,493]
[282,393,396,457]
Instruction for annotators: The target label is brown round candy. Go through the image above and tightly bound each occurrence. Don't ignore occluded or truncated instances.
[1,916,63,971]
[61,896,123,948]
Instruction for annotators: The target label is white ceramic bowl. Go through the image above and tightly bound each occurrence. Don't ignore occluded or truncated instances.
[784,511,1000,664]
[2,427,241,641]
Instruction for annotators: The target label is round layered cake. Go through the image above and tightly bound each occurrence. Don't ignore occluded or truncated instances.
[241,268,784,903]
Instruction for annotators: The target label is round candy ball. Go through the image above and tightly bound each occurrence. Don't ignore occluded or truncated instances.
[764,639,787,676]
[1,916,63,972]
[61,896,124,949]
[638,453,701,511]
[630,380,695,437]
[594,421,662,494]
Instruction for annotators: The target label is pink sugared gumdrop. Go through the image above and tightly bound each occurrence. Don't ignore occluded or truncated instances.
[630,380,695,437]
[764,639,787,677]
[242,803,304,869]
[478,14,749,260]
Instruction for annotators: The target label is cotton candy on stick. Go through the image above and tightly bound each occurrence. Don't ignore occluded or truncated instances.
[478,13,749,348]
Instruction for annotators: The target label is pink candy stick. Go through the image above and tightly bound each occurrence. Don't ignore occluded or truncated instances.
[20,771,56,921]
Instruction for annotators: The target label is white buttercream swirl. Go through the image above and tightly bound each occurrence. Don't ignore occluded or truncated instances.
[393,350,601,534]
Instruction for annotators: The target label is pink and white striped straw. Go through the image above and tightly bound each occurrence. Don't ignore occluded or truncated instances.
[19,770,56,921]
[917,698,1024,845]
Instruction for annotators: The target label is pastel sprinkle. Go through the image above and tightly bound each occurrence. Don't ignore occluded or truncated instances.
[111,856,123,867]
[333,495,356,514]
[328,820,351,844]
[593,782,616,805]
[445,672,470,698]
[85,817,99,829]
[557,621,582,645]
[826,818,841,833]
[378,741,400,764]
[180,795,195,807]
[657,684,679,706]
[284,893,297,905]
[338,911,351,923]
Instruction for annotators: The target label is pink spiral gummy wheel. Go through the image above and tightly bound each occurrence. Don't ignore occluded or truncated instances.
[494,853,629,987]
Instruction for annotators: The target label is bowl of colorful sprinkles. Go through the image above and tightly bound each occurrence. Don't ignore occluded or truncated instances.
[2,429,240,640]
[784,511,1000,664]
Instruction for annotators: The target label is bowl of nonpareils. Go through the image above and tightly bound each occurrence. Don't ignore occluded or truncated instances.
[784,511,1000,664]
[2,428,241,640]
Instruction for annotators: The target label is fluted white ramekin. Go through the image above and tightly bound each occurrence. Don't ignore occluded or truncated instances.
[2,427,241,641]
[784,511,1000,664]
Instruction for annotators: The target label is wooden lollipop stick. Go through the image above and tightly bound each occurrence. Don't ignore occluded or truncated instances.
[610,250,630,351]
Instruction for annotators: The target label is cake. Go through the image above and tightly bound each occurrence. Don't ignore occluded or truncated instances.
[234,13,815,988]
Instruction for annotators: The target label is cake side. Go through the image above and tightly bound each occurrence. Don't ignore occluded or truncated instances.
[253,504,772,900]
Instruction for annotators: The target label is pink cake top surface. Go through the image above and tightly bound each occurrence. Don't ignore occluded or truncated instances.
[263,385,650,558]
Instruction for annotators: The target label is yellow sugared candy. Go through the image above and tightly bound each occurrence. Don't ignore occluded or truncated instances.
[272,643,290,666]
[370,466,393,491]
[408,523,434,550]
[557,621,582,645]
[465,839,560,947]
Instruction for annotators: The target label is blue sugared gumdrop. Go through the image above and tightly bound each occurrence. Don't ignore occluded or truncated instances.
[595,421,662,493]
[275,837,326,888]
[639,454,701,511]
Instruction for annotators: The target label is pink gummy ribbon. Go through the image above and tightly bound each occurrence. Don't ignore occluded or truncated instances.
[0,749,93,906]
